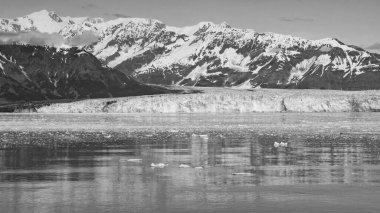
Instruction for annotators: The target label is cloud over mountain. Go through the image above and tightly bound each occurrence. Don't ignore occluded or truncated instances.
[111,13,131,18]
[0,31,98,47]
[0,31,65,46]
[81,3,97,9]
[280,17,315,23]
[367,43,380,50]
[103,13,131,19]
[66,31,99,46]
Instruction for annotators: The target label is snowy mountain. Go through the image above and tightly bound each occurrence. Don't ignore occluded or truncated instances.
[0,10,103,34]
[0,44,166,103]
[1,10,380,90]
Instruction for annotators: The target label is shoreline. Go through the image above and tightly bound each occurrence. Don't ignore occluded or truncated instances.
[1,113,380,148]
[1,112,380,148]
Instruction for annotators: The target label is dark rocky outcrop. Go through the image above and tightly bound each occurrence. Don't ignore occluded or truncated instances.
[0,44,167,103]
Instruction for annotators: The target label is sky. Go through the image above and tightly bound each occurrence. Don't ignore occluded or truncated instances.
[1,0,380,50]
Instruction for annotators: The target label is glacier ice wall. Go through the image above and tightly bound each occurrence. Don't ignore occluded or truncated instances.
[36,88,380,113]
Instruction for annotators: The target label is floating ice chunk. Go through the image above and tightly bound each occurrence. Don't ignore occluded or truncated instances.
[194,167,203,169]
[125,159,142,163]
[200,135,208,139]
[218,134,226,139]
[274,141,288,147]
[192,134,208,140]
[232,173,254,176]
[101,131,112,138]
[150,163,167,168]
[179,164,191,168]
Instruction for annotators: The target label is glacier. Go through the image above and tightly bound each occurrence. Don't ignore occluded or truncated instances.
[35,87,380,113]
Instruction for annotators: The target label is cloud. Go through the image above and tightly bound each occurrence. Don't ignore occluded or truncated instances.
[0,31,99,47]
[0,31,65,46]
[104,13,131,19]
[367,43,380,50]
[280,17,314,23]
[66,31,99,46]
[81,3,97,9]
[112,13,131,18]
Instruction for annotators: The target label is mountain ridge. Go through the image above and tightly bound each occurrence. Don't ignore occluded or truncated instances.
[1,10,380,90]
[0,44,168,103]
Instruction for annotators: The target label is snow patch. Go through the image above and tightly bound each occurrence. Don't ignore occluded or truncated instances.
[288,57,316,83]
[0,62,4,74]
[232,80,252,89]
[182,63,208,81]
[96,45,118,60]
[167,22,213,36]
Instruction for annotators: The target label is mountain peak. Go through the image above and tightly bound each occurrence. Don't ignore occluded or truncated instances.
[26,10,62,22]
[15,10,68,33]
[103,17,163,27]
[219,21,231,28]
[27,9,53,18]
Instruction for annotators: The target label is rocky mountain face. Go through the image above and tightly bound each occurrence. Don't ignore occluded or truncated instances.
[0,44,165,103]
[2,10,380,90]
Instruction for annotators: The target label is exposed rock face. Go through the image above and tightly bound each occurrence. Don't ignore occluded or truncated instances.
[0,44,165,102]
[2,10,380,90]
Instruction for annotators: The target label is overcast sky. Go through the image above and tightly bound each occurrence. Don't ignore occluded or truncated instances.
[1,0,379,49]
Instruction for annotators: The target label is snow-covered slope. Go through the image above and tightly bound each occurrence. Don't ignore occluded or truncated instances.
[2,10,380,90]
[0,10,104,33]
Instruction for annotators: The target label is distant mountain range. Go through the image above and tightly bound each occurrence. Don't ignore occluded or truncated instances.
[1,10,380,90]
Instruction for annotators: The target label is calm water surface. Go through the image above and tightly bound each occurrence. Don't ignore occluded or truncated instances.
[1,113,380,213]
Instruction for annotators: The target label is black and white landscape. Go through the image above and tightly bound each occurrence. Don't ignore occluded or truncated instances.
[1,10,380,113]
[1,1,380,213]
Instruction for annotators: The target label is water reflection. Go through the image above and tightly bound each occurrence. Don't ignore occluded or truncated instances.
[1,131,380,212]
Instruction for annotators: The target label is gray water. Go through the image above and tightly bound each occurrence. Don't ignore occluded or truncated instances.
[1,113,380,213]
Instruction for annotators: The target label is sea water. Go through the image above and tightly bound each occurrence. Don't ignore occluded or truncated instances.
[0,113,380,213]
